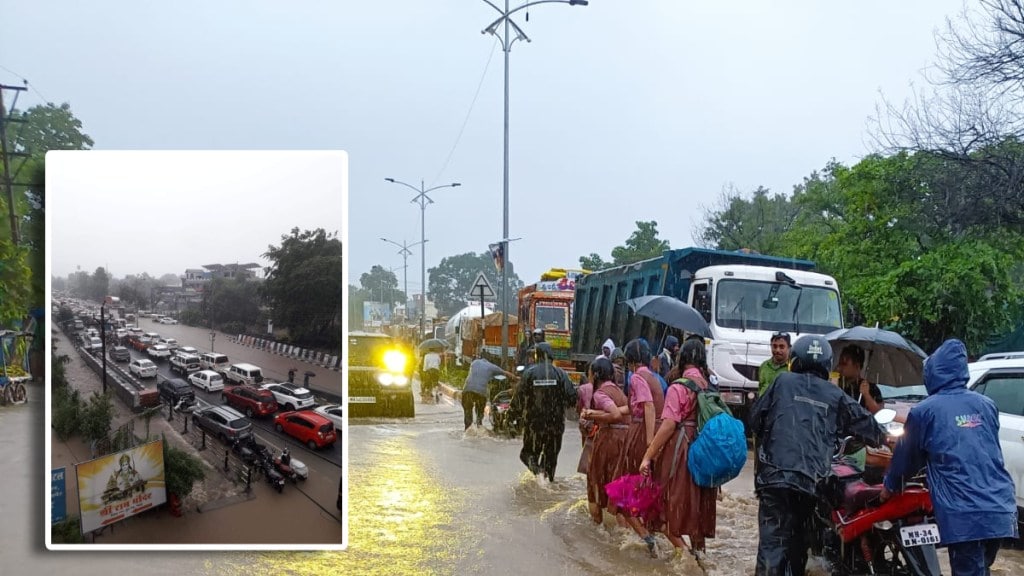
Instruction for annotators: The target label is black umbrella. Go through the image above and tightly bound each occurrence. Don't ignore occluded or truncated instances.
[418,338,447,353]
[824,326,927,386]
[622,295,712,338]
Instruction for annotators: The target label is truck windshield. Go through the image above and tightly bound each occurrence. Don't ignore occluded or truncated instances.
[535,304,569,332]
[715,280,842,334]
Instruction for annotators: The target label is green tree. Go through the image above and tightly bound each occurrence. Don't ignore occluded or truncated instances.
[262,228,343,348]
[79,392,114,444]
[428,252,523,317]
[90,267,110,302]
[359,265,405,306]
[577,221,670,270]
[163,439,206,500]
[8,102,94,155]
[696,185,803,253]
[204,277,261,329]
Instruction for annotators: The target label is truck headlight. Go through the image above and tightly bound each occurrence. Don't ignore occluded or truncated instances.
[383,350,408,373]
[377,373,395,386]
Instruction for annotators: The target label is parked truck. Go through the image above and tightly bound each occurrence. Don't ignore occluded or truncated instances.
[518,268,589,382]
[570,247,844,426]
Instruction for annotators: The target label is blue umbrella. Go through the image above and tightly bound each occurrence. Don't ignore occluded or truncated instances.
[824,326,927,386]
[622,296,712,339]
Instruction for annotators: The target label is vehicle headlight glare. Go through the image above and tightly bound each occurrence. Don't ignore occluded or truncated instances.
[394,375,409,386]
[377,373,394,386]
[383,350,407,373]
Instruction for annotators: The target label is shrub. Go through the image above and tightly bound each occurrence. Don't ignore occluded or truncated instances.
[163,440,206,500]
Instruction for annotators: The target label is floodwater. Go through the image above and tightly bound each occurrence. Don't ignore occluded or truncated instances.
[10,372,1024,575]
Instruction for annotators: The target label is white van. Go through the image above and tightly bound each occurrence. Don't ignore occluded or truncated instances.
[226,363,264,386]
[200,352,230,373]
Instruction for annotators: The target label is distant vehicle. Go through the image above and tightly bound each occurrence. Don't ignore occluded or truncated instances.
[222,385,278,418]
[313,404,344,429]
[200,353,230,374]
[274,410,338,450]
[226,363,264,386]
[156,337,179,350]
[261,382,315,412]
[109,346,131,362]
[157,377,195,406]
[86,336,103,352]
[146,344,171,360]
[177,346,200,357]
[158,317,178,325]
[170,353,201,375]
[129,358,158,379]
[347,332,413,418]
[189,370,224,392]
[192,405,252,443]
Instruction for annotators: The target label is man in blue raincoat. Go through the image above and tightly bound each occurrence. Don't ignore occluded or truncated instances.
[882,339,1018,575]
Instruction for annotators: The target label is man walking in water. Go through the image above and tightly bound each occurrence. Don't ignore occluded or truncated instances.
[511,342,577,482]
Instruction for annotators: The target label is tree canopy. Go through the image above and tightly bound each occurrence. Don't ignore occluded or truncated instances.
[579,220,670,271]
[261,227,343,348]
[428,252,522,317]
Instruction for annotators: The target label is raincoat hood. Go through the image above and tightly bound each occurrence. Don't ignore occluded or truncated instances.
[664,336,679,350]
[610,348,625,362]
[602,338,615,353]
[924,339,970,395]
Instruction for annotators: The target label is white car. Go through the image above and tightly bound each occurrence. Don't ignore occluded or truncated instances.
[147,344,171,360]
[967,357,1024,516]
[260,382,315,412]
[178,346,200,356]
[129,358,158,379]
[314,404,344,429]
[156,337,179,350]
[189,370,225,392]
[159,317,178,324]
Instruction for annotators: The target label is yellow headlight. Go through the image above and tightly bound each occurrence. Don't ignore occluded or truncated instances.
[383,349,407,373]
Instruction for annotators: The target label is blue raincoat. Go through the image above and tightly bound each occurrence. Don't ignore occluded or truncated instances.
[883,339,1018,545]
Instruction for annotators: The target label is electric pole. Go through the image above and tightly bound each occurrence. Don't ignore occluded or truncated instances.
[0,83,29,245]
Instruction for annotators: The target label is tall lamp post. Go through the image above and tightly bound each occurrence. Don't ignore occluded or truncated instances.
[478,0,588,366]
[384,178,461,340]
[381,237,427,324]
[100,295,120,395]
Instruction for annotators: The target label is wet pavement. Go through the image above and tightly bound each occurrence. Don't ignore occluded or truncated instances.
[10,363,1024,574]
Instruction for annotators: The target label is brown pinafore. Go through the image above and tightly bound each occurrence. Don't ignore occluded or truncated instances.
[586,381,629,510]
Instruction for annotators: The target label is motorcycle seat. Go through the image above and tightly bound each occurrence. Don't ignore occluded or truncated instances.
[843,481,884,514]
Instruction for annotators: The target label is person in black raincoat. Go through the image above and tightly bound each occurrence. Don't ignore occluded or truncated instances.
[749,335,885,576]
[516,328,545,368]
[510,341,576,482]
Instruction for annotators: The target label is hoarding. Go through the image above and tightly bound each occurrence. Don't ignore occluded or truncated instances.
[75,440,167,533]
[363,301,392,326]
[52,467,67,524]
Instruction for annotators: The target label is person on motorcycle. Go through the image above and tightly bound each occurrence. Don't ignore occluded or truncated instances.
[510,341,577,482]
[280,448,291,467]
[881,339,1017,576]
[462,352,517,431]
[750,335,885,576]
[420,349,442,403]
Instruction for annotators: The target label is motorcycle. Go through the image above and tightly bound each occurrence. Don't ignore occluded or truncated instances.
[273,453,309,483]
[258,455,286,493]
[487,374,518,437]
[811,408,941,576]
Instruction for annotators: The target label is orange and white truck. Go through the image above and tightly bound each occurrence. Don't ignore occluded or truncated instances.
[517,268,589,383]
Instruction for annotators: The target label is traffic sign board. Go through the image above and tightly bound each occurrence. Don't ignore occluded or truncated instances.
[469,272,495,299]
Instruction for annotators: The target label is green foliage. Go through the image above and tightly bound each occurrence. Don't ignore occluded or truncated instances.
[203,277,260,330]
[262,228,343,349]
[163,439,206,499]
[178,308,204,326]
[89,267,110,302]
[50,517,85,544]
[79,392,114,444]
[578,220,670,270]
[360,265,406,306]
[222,321,246,336]
[698,186,802,254]
[427,252,523,317]
[8,102,94,154]
[53,378,82,442]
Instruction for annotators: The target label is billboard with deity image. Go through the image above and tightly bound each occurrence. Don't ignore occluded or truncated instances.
[75,439,167,533]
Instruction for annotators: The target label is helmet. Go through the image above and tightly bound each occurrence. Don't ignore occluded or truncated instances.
[624,339,651,366]
[789,335,833,379]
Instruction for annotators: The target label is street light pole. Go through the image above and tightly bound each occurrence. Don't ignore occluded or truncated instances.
[478,0,588,367]
[384,178,461,340]
[100,296,120,395]
[381,237,427,323]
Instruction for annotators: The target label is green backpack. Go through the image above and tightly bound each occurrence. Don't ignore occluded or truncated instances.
[676,378,734,431]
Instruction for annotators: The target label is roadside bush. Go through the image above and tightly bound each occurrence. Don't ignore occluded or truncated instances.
[441,364,469,390]
[79,392,114,444]
[53,386,82,440]
[221,321,246,336]
[163,439,206,500]
[50,517,85,544]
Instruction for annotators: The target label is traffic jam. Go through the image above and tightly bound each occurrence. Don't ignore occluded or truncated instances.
[62,297,342,505]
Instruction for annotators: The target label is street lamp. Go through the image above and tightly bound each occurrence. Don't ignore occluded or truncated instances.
[100,295,120,395]
[380,237,428,324]
[478,0,588,367]
[384,178,461,340]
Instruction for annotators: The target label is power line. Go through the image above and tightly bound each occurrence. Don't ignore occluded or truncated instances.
[0,65,50,104]
[429,37,499,187]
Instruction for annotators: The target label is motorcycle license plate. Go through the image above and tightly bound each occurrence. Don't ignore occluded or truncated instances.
[348,396,377,404]
[899,523,940,547]
[721,392,744,405]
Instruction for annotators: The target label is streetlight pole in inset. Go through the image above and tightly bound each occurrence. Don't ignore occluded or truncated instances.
[385,178,461,340]
[478,0,588,365]
[381,237,427,323]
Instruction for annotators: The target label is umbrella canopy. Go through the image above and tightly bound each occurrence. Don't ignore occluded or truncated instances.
[824,326,927,386]
[418,338,448,353]
[622,296,712,338]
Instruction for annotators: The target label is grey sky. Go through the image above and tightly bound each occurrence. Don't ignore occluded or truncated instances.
[4,1,965,294]
[47,151,346,279]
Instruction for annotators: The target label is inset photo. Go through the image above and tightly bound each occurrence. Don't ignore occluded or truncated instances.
[45,150,347,550]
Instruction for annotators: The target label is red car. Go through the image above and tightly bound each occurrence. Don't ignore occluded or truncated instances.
[274,410,338,450]
[222,385,278,418]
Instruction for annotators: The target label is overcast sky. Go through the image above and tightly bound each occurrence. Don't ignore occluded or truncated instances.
[47,151,346,279]
[4,1,967,293]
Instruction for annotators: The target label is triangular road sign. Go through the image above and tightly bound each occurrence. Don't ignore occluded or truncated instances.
[470,272,495,299]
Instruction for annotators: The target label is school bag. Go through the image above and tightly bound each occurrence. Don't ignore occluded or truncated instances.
[673,378,747,487]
